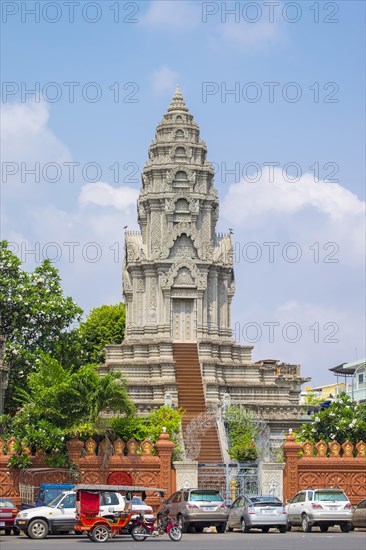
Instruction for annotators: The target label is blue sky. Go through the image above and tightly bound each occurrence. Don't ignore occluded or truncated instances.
[1,0,365,386]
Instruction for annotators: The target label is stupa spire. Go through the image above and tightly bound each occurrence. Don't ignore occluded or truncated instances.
[167,84,189,113]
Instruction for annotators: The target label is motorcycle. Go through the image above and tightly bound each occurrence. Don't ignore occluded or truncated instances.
[130,508,182,542]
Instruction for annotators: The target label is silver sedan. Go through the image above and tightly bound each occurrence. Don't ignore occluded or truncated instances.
[227,495,287,533]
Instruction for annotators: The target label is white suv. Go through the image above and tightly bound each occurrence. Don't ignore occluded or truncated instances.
[15,490,126,539]
[287,488,353,532]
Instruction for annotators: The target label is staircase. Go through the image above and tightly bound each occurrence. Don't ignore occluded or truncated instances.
[173,343,222,463]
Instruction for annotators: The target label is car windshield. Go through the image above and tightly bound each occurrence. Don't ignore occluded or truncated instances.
[0,499,15,508]
[47,493,68,508]
[131,497,144,505]
[190,491,224,502]
[315,491,348,501]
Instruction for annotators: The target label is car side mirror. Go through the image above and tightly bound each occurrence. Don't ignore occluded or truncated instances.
[286,499,292,504]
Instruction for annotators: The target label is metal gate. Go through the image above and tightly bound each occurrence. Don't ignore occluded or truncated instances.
[198,462,259,504]
[235,463,259,497]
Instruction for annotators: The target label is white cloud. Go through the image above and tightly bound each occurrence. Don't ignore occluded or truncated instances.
[142,0,199,28]
[219,19,284,49]
[152,66,180,94]
[222,168,365,264]
[222,168,365,222]
[79,182,139,211]
[1,100,71,165]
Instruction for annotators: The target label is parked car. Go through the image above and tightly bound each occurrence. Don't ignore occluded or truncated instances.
[157,488,228,533]
[352,499,366,529]
[126,496,155,521]
[227,495,287,533]
[0,498,19,536]
[286,488,353,532]
[15,490,126,539]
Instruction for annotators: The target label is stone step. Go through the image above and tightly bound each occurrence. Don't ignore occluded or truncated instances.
[173,343,222,463]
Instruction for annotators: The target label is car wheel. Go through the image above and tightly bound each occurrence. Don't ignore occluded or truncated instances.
[301,514,312,533]
[262,526,270,533]
[177,515,187,534]
[28,519,49,539]
[320,525,329,532]
[241,518,250,533]
[4,529,11,536]
[216,523,226,533]
[91,524,111,543]
[278,525,287,533]
[341,523,352,533]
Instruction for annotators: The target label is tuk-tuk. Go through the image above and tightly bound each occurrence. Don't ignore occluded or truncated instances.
[74,484,165,542]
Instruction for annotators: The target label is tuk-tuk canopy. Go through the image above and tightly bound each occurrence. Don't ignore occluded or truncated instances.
[73,484,166,495]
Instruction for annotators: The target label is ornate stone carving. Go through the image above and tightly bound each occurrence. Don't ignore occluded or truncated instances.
[174,267,195,286]
[169,235,197,260]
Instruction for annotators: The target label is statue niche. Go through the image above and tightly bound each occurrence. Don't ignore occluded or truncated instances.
[169,234,197,260]
[174,198,191,223]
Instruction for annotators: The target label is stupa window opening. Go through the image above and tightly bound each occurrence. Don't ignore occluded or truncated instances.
[175,147,186,158]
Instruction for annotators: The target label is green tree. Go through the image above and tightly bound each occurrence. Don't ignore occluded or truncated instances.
[0,352,135,463]
[0,241,82,409]
[77,303,126,364]
[296,393,366,445]
[17,353,134,428]
[225,406,260,462]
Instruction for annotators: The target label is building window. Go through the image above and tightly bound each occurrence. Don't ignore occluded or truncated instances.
[358,371,365,388]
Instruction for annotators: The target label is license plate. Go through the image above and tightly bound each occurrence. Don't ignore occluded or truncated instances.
[262,510,274,514]
[203,507,214,511]
[0,522,5,526]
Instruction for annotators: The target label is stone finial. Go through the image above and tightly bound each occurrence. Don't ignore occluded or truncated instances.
[85,438,97,456]
[356,440,366,457]
[315,440,327,457]
[141,438,153,455]
[127,438,139,455]
[7,437,17,455]
[167,86,189,113]
[302,441,314,457]
[329,440,341,457]
[342,440,354,457]
[113,438,125,456]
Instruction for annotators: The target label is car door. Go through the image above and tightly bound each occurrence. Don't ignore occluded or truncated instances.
[100,492,124,514]
[172,492,183,518]
[52,493,77,532]
[354,499,366,527]
[287,493,300,524]
[228,497,241,529]
[166,493,178,519]
[295,492,307,522]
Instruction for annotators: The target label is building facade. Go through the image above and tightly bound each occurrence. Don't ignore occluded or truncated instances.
[101,89,308,459]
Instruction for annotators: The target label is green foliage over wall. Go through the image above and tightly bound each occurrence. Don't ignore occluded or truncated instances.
[225,406,259,462]
[296,393,366,445]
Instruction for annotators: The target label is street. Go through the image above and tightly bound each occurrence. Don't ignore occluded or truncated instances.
[1,529,366,550]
